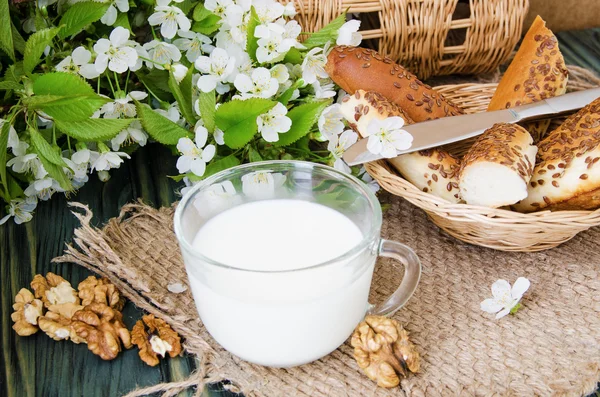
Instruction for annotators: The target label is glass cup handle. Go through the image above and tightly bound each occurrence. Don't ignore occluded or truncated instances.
[368,239,422,317]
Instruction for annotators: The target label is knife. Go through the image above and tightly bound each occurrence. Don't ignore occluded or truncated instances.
[343,87,600,166]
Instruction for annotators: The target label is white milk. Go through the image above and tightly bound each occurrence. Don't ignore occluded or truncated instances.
[186,199,376,367]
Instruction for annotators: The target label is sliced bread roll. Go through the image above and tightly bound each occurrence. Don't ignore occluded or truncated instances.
[487,16,568,142]
[459,123,538,208]
[326,46,464,122]
[340,90,461,202]
[513,97,600,212]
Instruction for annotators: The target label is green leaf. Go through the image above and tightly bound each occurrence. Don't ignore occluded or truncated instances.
[113,12,132,31]
[0,122,10,198]
[58,2,110,39]
[37,152,73,191]
[283,47,302,64]
[33,72,95,96]
[203,155,241,179]
[55,118,134,141]
[25,94,109,121]
[177,0,196,15]
[168,69,196,125]
[246,6,260,63]
[302,13,347,50]
[197,89,215,133]
[0,0,14,61]
[179,64,194,106]
[23,27,61,75]
[138,69,171,93]
[277,79,303,105]
[248,146,263,162]
[29,128,68,167]
[274,100,330,147]
[215,98,277,149]
[135,100,191,145]
[191,14,221,35]
[0,81,23,91]
[11,21,26,55]
[4,63,23,84]
[193,3,216,21]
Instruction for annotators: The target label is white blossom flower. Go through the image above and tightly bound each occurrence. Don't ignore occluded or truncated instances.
[71,148,97,166]
[98,171,111,182]
[4,120,27,156]
[171,63,188,83]
[312,79,336,99]
[256,102,291,142]
[277,19,302,48]
[481,277,530,319]
[270,64,289,84]
[94,27,139,73]
[111,121,148,150]
[143,40,181,70]
[155,104,182,124]
[234,67,279,99]
[23,18,36,34]
[7,153,40,175]
[195,48,236,93]
[101,0,129,26]
[318,104,345,140]
[283,1,297,17]
[336,20,362,46]
[360,168,380,193]
[253,0,285,24]
[173,30,212,63]
[366,117,413,158]
[213,128,225,145]
[100,91,148,119]
[127,40,148,72]
[176,125,216,177]
[148,0,191,39]
[24,177,62,201]
[62,155,89,189]
[301,46,328,84]
[55,47,100,79]
[0,197,37,225]
[167,283,188,293]
[241,171,286,199]
[328,130,358,173]
[256,23,294,63]
[204,0,233,18]
[192,180,240,217]
[91,151,131,172]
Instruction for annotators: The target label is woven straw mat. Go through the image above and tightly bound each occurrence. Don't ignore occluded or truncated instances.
[55,193,600,397]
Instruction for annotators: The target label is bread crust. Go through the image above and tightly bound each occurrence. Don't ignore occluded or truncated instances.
[487,16,568,142]
[326,46,464,122]
[514,97,600,212]
[339,90,461,203]
[488,16,568,112]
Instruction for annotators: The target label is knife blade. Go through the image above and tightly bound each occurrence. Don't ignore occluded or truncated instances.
[343,87,600,166]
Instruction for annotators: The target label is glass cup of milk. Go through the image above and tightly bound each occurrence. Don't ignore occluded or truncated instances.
[174,161,421,368]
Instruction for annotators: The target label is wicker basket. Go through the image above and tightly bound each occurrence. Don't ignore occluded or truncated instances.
[364,66,600,252]
[283,0,529,79]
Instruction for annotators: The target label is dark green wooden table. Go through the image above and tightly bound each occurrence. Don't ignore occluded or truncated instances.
[2,28,599,397]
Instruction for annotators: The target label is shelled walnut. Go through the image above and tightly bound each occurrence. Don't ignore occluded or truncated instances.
[132,314,182,366]
[351,315,420,388]
[78,276,125,311]
[38,311,85,343]
[71,303,132,360]
[31,273,79,308]
[12,288,44,336]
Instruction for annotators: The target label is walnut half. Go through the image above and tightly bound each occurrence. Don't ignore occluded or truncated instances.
[132,314,182,366]
[77,276,125,311]
[12,288,44,336]
[31,273,79,308]
[351,315,420,388]
[71,303,132,360]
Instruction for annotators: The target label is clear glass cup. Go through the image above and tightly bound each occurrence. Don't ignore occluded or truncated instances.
[174,161,421,367]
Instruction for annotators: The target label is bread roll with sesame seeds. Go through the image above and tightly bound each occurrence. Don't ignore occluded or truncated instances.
[487,16,568,142]
[339,90,462,203]
[459,123,538,208]
[326,46,465,122]
[513,97,600,212]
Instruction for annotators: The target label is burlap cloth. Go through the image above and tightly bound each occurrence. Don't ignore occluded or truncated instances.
[54,192,600,397]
